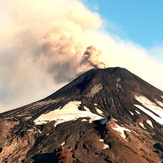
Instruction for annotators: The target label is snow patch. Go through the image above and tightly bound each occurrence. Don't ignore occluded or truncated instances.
[135,110,140,114]
[129,111,134,116]
[135,95,163,111]
[155,99,163,107]
[112,123,130,139]
[99,139,109,149]
[95,107,104,116]
[134,104,163,125]
[103,144,109,149]
[61,142,65,146]
[139,122,146,129]
[34,101,103,127]
[135,95,163,125]
[146,120,154,128]
[99,139,104,142]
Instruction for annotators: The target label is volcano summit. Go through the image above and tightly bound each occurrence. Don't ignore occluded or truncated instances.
[0,67,163,163]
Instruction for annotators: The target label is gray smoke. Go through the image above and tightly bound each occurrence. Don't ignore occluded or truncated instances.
[82,46,106,68]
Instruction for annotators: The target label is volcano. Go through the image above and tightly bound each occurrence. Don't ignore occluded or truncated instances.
[0,67,163,163]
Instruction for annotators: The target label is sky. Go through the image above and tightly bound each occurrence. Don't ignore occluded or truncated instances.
[85,0,163,48]
[0,0,163,113]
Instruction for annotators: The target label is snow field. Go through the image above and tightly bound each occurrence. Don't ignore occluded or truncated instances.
[34,101,103,127]
[135,95,163,125]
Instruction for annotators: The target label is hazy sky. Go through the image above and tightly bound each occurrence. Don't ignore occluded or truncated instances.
[0,0,163,113]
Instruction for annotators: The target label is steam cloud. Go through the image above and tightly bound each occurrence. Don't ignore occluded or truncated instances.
[0,0,163,112]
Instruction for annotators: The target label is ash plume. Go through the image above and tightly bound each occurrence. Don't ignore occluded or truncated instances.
[34,21,105,83]
[82,46,106,68]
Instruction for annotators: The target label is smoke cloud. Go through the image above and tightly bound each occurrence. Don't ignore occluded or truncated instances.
[82,46,106,68]
[0,0,105,112]
[0,0,163,112]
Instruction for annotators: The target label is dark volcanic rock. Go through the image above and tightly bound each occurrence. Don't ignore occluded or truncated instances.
[0,67,163,163]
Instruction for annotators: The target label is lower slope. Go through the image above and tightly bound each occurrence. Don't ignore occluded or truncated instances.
[0,115,162,163]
